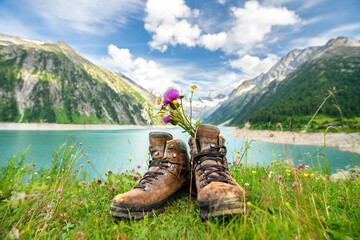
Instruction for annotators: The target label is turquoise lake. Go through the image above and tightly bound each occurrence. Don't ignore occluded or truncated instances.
[0,128,359,178]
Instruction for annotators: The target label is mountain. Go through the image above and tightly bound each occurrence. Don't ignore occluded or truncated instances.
[205,37,360,131]
[188,94,228,121]
[0,34,155,124]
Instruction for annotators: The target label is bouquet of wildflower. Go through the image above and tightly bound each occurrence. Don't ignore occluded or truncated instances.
[142,85,199,137]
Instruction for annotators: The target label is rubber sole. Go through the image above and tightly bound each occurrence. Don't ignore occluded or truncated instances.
[198,195,249,220]
[110,183,195,220]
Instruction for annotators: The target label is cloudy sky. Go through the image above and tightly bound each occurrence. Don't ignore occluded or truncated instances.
[0,0,359,96]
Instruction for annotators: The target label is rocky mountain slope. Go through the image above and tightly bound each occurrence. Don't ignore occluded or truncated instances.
[0,34,155,124]
[205,37,360,130]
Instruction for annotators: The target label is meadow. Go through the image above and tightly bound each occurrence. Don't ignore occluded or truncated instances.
[0,139,359,239]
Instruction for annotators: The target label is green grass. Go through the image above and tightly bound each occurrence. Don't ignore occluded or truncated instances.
[0,142,359,239]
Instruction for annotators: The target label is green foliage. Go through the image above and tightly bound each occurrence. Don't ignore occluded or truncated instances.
[0,143,359,239]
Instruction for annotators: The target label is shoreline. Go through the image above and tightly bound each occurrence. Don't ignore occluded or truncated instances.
[226,127,360,155]
[0,123,175,131]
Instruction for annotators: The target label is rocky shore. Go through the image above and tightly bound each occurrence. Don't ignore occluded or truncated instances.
[227,127,360,155]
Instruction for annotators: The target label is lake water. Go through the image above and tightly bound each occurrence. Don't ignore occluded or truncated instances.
[0,128,358,178]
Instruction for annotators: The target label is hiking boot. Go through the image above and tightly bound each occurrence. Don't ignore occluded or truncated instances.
[189,123,249,220]
[110,132,191,219]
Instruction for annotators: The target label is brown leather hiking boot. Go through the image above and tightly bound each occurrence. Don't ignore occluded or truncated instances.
[110,132,191,219]
[189,123,249,220]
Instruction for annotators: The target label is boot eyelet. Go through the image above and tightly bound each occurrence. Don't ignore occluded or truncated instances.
[210,143,215,148]
[154,151,159,156]
[200,175,205,181]
[169,144,174,149]
[200,182,207,188]
[143,186,151,191]
[161,169,168,176]
[172,153,177,158]
[168,163,175,171]
[156,176,162,181]
[151,181,157,186]
[196,164,201,171]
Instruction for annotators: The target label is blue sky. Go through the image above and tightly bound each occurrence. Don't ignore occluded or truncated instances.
[0,0,359,96]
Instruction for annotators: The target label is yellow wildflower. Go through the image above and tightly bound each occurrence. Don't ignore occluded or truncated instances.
[329,177,332,180]
[287,173,291,176]
[252,170,256,174]
[173,100,178,105]
[276,163,280,166]
[341,169,344,171]
[271,161,274,164]
[157,98,162,105]
[284,202,290,208]
[236,154,239,157]
[286,169,291,172]
[191,85,197,89]
[0,191,2,194]
[304,173,309,177]
[310,173,315,177]
[158,113,163,118]
[246,201,252,207]
[191,90,194,93]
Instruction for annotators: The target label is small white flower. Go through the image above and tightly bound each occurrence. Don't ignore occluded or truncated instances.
[8,227,20,239]
[244,183,250,187]
[141,108,152,124]
[34,172,38,175]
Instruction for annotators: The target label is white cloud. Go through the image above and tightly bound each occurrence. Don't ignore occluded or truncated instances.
[144,0,201,52]
[217,0,227,4]
[199,32,227,51]
[102,45,182,94]
[144,0,299,54]
[229,54,280,76]
[223,1,299,53]
[28,0,144,34]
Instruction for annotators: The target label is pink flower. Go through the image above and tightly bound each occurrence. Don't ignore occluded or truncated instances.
[77,232,84,238]
[133,174,139,180]
[87,183,92,187]
[81,181,86,185]
[237,155,241,159]
[298,163,305,169]
[132,169,135,172]
[277,175,283,180]
[34,191,39,194]
[24,194,29,200]
[57,189,63,193]
[162,88,180,105]
[259,178,262,182]
[97,179,103,184]
[292,182,299,187]
[137,164,141,169]
[32,193,36,198]
[232,160,238,165]
[108,170,113,174]
[125,169,128,172]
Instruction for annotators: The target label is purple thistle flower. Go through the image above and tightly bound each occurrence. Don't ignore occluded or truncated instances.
[133,174,139,180]
[57,189,63,193]
[35,191,39,194]
[88,183,92,187]
[81,181,86,185]
[259,178,263,182]
[24,194,29,200]
[277,175,283,180]
[162,88,180,105]
[162,116,172,124]
[132,169,135,172]
[232,160,238,165]
[137,164,141,169]
[292,181,299,187]
[32,193,36,198]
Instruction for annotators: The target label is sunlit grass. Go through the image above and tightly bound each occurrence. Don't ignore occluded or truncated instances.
[0,141,359,239]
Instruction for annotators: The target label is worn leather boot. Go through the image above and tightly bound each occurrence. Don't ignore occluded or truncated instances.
[111,132,191,219]
[189,123,249,220]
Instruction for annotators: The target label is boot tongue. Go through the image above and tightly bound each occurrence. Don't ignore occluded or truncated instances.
[195,124,220,152]
[149,132,173,160]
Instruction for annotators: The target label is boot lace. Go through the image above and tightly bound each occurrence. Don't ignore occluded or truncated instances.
[134,158,181,191]
[193,145,235,188]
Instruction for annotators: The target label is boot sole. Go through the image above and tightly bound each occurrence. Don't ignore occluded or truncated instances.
[110,182,194,220]
[198,195,249,220]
